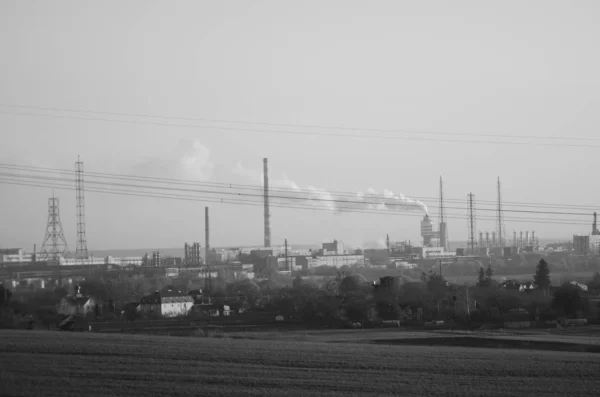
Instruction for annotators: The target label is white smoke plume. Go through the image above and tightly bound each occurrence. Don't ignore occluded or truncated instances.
[134,138,214,181]
[233,162,428,215]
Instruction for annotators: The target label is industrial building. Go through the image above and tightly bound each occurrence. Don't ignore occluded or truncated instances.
[573,212,600,256]
[307,254,365,269]
[321,240,345,255]
[184,242,202,266]
[0,248,34,264]
[420,247,456,260]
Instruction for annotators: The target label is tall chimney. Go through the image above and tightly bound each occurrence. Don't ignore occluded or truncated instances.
[594,212,598,235]
[33,243,37,263]
[205,206,210,266]
[285,239,289,271]
[263,158,271,247]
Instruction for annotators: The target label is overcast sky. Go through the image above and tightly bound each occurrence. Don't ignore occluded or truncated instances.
[1,0,599,251]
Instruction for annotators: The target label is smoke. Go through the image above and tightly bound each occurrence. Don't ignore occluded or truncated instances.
[363,239,387,249]
[233,162,428,215]
[133,138,214,181]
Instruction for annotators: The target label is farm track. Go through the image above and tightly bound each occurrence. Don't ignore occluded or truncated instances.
[2,330,600,396]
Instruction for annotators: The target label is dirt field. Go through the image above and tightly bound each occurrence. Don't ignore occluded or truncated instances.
[2,330,600,396]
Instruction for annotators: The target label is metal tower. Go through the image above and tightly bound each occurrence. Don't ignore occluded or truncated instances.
[467,193,476,253]
[496,177,505,247]
[40,193,70,262]
[75,156,88,258]
[438,176,448,250]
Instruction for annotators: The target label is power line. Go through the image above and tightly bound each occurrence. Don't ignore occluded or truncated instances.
[1,108,598,149]
[0,170,593,218]
[2,103,599,142]
[0,178,593,227]
[1,162,598,211]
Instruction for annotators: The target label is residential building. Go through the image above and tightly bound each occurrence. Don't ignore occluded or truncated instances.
[138,286,195,318]
[56,285,98,317]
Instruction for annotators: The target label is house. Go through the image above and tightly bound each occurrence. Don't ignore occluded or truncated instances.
[192,303,231,317]
[503,308,532,329]
[56,285,98,317]
[138,286,194,318]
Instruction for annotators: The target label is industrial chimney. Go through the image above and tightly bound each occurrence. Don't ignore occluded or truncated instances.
[263,158,271,247]
[593,212,599,235]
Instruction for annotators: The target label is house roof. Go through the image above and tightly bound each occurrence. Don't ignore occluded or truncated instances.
[140,289,194,304]
[63,295,92,306]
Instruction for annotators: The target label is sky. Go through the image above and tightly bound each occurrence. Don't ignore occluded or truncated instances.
[1,0,599,251]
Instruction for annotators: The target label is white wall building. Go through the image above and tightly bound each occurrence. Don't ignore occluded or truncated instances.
[138,287,195,318]
[0,248,33,263]
[420,247,457,260]
[590,235,600,255]
[308,254,365,269]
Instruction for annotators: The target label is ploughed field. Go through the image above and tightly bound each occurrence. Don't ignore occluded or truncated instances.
[2,331,600,396]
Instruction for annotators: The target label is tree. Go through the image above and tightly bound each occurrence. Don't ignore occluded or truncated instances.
[376,301,401,321]
[0,285,12,307]
[476,267,486,287]
[534,259,551,295]
[339,275,367,296]
[552,284,584,319]
[485,264,494,285]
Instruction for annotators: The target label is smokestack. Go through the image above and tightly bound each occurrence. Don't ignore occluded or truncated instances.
[205,206,210,266]
[263,158,271,248]
[285,239,289,271]
[594,212,599,235]
[33,243,37,263]
[386,234,390,255]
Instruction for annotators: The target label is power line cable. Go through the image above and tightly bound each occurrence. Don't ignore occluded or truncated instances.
[2,103,599,142]
[1,109,598,149]
[1,162,598,212]
[0,171,593,218]
[0,178,592,226]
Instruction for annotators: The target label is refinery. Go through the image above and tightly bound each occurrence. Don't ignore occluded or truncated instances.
[1,156,599,291]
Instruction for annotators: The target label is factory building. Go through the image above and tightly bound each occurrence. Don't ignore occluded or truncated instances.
[420,247,456,260]
[322,240,345,255]
[307,254,365,269]
[573,235,590,255]
[184,242,202,266]
[590,235,600,256]
[0,248,34,264]
[420,215,437,247]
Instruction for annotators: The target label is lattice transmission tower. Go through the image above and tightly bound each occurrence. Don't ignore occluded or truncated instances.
[40,193,70,262]
[75,156,88,258]
[467,193,477,253]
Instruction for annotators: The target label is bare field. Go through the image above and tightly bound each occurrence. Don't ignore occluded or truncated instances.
[2,331,600,396]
